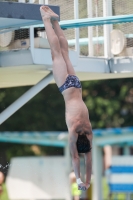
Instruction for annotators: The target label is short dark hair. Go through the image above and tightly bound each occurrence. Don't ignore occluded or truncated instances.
[76,134,91,153]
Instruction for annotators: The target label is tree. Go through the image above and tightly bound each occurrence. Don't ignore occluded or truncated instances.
[82,78,133,128]
[0,78,133,131]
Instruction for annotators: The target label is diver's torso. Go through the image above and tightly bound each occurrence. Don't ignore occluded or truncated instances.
[62,87,92,133]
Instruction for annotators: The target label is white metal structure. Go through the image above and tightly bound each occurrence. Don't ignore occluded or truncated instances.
[108,156,133,200]
[0,1,133,200]
[6,157,71,200]
[92,128,133,200]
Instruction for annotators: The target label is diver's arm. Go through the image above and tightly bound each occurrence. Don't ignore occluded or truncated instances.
[84,151,92,189]
[69,133,80,179]
[69,132,86,191]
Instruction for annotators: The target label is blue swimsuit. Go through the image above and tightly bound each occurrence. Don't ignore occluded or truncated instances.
[59,75,82,93]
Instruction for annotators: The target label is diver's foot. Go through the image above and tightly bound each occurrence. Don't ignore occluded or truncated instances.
[40,6,59,21]
[40,6,51,20]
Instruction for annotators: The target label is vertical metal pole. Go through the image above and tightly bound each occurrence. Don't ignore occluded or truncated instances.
[103,0,112,58]
[87,0,94,56]
[126,193,131,200]
[108,0,113,58]
[18,0,26,2]
[45,0,49,4]
[74,0,80,56]
[124,145,130,155]
[29,0,35,63]
[64,143,71,200]
[29,25,35,63]
[124,146,130,200]
[39,0,45,4]
[103,0,108,58]
[108,0,113,30]
[92,139,103,200]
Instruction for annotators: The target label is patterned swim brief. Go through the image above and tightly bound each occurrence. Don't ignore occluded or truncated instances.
[59,75,82,93]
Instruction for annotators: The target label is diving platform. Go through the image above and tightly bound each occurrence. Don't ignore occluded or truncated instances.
[0,2,133,88]
[1,49,133,88]
[0,2,60,32]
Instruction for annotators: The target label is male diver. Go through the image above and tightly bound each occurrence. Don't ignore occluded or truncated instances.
[40,6,92,191]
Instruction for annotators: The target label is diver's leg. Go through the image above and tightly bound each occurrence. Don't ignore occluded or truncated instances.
[43,6,76,75]
[52,20,76,75]
[40,6,68,87]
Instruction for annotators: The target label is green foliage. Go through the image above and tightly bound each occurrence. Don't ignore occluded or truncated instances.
[82,78,133,128]
[0,78,133,131]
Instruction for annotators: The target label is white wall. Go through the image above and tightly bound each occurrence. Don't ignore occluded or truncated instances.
[6,156,71,200]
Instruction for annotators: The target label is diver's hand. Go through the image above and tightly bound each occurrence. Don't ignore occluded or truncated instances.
[78,182,86,191]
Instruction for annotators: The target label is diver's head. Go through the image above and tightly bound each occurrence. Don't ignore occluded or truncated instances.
[76,133,91,153]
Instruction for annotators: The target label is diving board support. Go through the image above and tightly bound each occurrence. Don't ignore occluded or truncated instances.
[0,72,53,125]
[29,0,36,63]
[19,0,25,3]
[87,0,93,56]
[74,0,80,56]
[103,0,113,58]
[39,0,45,4]
[45,0,49,4]
[124,145,130,155]
[30,25,35,63]
[92,139,103,200]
